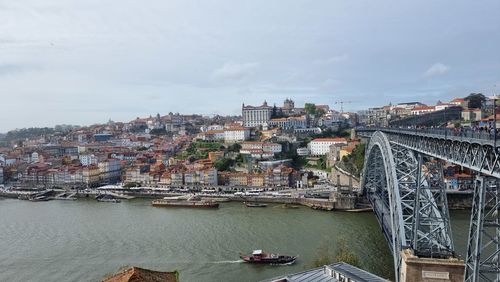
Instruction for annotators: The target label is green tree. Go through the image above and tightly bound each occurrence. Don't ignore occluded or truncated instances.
[305,103,317,116]
[227,143,241,152]
[465,93,486,109]
[214,158,234,171]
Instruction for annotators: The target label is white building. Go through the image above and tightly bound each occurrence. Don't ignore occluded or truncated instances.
[308,138,348,156]
[411,106,436,115]
[297,147,310,156]
[224,128,250,143]
[242,101,272,127]
[31,152,39,163]
[79,154,98,166]
[207,124,224,131]
[240,142,282,160]
[240,142,282,154]
[263,143,282,154]
[268,116,307,129]
[200,130,225,141]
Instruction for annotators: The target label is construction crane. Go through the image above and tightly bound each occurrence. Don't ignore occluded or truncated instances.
[334,101,353,113]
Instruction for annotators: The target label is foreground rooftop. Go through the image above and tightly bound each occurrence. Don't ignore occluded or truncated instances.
[264,262,387,282]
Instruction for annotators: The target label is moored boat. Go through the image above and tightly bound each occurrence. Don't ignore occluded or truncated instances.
[152,199,219,208]
[96,194,121,203]
[201,197,230,202]
[244,202,268,208]
[240,250,297,264]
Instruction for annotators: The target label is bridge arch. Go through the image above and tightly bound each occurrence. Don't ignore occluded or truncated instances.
[361,131,454,281]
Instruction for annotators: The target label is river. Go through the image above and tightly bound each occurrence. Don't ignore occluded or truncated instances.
[0,198,470,282]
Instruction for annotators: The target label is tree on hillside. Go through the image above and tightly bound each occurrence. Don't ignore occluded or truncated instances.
[227,143,241,152]
[214,158,234,171]
[305,103,317,116]
[465,93,486,109]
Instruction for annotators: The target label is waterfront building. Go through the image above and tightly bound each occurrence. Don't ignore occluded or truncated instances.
[248,173,265,187]
[98,159,122,183]
[82,165,101,186]
[264,165,298,187]
[242,101,272,127]
[228,173,249,186]
[308,138,348,156]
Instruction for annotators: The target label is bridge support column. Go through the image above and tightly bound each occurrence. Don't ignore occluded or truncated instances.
[465,177,500,282]
[400,249,464,282]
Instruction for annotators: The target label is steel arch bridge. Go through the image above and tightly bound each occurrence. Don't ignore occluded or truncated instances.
[359,128,500,282]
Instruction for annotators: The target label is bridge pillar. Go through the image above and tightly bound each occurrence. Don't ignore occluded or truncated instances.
[400,249,464,282]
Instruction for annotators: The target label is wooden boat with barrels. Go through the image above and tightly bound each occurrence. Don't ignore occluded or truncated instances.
[240,250,297,265]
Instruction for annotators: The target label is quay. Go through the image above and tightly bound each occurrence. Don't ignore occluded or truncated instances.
[0,185,359,211]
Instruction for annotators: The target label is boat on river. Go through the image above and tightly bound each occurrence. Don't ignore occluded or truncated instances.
[96,194,121,203]
[152,195,219,208]
[240,250,297,264]
[152,199,219,208]
[244,202,268,208]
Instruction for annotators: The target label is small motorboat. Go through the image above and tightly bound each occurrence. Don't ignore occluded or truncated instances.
[244,202,268,208]
[240,250,297,264]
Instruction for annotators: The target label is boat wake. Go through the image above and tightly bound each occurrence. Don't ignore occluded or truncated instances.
[212,260,244,264]
[272,261,296,266]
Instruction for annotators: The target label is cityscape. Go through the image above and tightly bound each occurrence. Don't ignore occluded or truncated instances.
[1,1,499,282]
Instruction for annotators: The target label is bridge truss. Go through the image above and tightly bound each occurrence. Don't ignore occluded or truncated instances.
[465,177,500,282]
[361,131,455,281]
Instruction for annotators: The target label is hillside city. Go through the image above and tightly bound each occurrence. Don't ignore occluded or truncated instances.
[0,93,493,193]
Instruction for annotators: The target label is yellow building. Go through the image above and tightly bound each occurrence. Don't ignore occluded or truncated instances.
[228,173,248,186]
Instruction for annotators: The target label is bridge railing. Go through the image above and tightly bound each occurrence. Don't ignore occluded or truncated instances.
[357,126,498,142]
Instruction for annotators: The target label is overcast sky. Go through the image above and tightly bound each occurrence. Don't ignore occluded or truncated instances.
[1,0,499,132]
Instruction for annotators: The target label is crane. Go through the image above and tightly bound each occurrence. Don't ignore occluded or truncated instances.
[334,101,353,113]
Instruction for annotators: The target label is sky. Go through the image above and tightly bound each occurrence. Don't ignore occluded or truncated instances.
[0,0,499,132]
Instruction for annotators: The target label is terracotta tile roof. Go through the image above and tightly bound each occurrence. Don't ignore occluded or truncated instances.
[413,106,435,111]
[102,266,178,282]
[451,98,465,103]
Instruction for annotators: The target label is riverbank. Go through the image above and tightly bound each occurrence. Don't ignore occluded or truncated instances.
[0,187,359,211]
[0,187,474,210]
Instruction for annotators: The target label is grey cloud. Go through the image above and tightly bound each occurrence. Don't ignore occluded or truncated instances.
[423,63,451,78]
[211,62,260,82]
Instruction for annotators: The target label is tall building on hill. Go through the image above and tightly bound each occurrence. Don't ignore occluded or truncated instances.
[283,98,295,113]
[242,101,272,127]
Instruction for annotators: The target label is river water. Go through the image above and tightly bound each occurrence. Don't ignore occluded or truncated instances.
[0,198,470,282]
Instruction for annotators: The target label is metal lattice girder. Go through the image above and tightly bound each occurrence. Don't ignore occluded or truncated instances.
[357,128,500,178]
[361,131,455,282]
[465,177,500,282]
[412,157,454,258]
